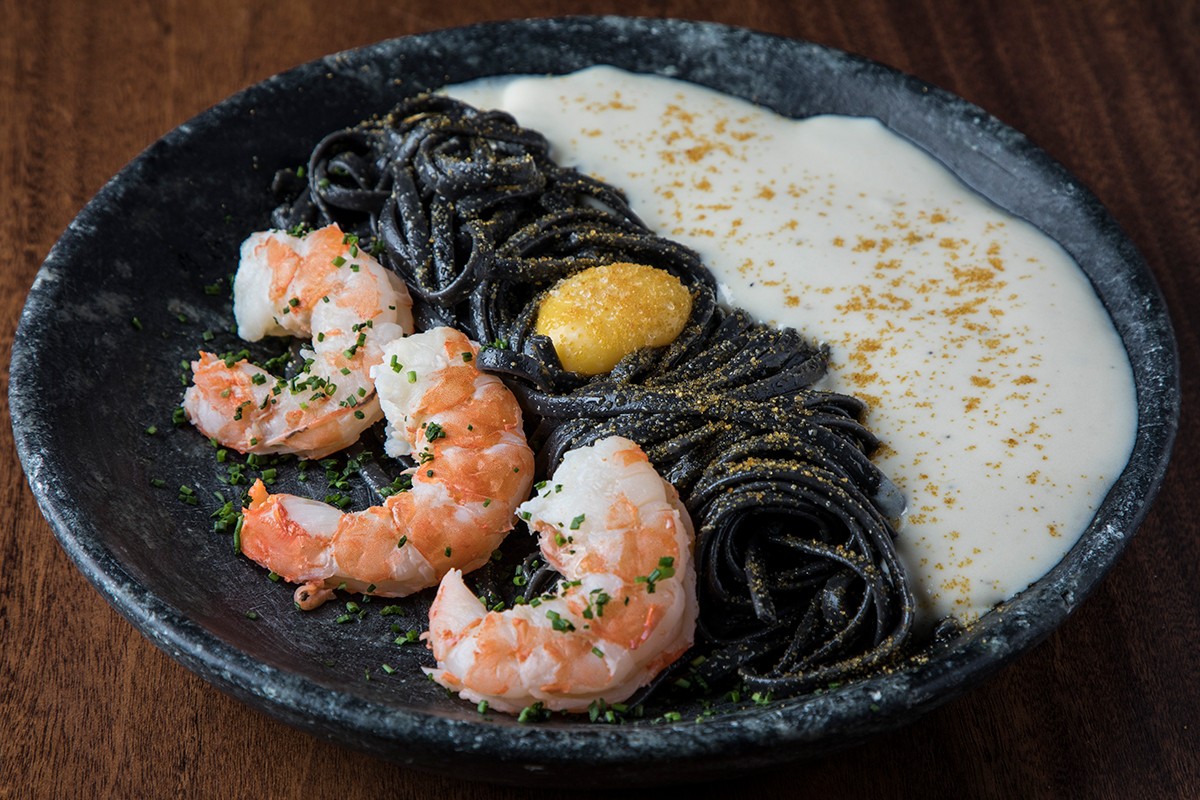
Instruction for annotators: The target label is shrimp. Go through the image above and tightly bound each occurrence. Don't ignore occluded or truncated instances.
[183,224,414,459]
[238,327,535,609]
[424,436,697,714]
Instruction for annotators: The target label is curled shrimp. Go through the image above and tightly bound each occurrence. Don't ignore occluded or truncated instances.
[184,224,414,459]
[238,327,535,609]
[425,436,697,714]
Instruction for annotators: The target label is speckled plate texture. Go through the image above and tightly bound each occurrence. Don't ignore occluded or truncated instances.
[10,17,1179,787]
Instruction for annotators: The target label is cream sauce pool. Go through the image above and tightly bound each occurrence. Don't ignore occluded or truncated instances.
[447,67,1137,624]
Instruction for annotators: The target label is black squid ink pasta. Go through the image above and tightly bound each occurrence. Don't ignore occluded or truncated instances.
[270,92,915,700]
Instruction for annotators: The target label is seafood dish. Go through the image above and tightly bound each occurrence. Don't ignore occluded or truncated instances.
[178,66,1136,716]
[183,87,925,713]
[12,19,1174,783]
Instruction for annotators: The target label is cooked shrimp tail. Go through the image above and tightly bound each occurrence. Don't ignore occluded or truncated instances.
[424,436,697,713]
[184,224,414,459]
[237,327,534,608]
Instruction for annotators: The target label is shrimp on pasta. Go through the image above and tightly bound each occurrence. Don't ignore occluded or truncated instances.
[424,436,697,713]
[238,327,534,609]
[184,223,413,459]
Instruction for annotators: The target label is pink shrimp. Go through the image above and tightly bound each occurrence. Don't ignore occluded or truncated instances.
[238,327,534,609]
[183,224,413,459]
[424,436,697,713]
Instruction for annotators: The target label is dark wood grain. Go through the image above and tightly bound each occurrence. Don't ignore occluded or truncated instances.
[2,2,1196,797]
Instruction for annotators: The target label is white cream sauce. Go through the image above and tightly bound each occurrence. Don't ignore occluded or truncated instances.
[447,67,1137,624]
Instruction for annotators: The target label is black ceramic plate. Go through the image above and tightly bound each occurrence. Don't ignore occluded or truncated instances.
[11,17,1178,787]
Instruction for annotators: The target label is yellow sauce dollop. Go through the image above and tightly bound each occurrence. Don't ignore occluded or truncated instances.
[535,262,693,375]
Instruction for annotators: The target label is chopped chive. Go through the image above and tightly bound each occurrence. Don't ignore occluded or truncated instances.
[545,610,575,632]
[517,702,546,723]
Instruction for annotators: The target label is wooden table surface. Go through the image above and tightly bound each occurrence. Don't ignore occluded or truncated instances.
[2,1,1196,797]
